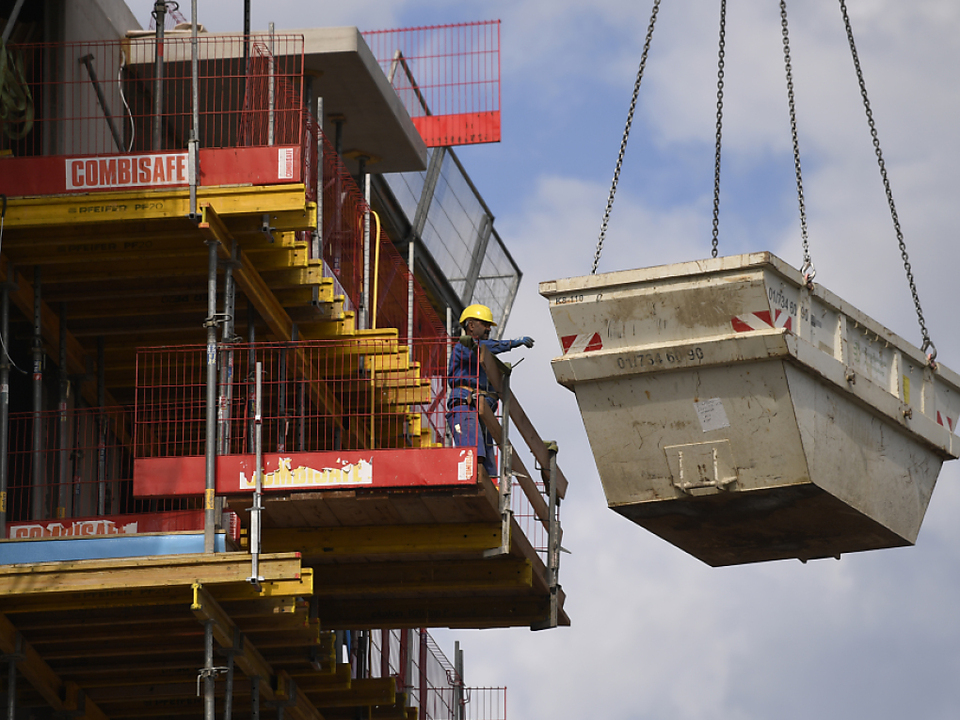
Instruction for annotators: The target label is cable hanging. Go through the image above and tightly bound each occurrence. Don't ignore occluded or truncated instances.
[710,0,727,259]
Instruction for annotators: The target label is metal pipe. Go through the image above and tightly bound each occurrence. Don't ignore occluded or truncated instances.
[249,361,263,585]
[223,632,237,720]
[189,0,200,217]
[203,620,215,720]
[496,370,513,555]
[407,240,415,361]
[57,303,68,519]
[250,675,260,720]
[218,245,237,455]
[418,629,427,720]
[0,275,10,538]
[31,266,42,520]
[78,55,125,152]
[247,305,256,453]
[6,654,15,720]
[314,95,323,261]
[268,22,275,146]
[204,240,218,553]
[546,442,560,628]
[454,642,464,720]
[277,344,286,452]
[359,160,369,330]
[152,0,166,150]
[96,337,106,516]
[0,0,26,45]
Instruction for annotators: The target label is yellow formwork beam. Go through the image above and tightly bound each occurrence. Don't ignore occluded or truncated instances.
[3,185,315,230]
[0,612,109,720]
[0,551,304,597]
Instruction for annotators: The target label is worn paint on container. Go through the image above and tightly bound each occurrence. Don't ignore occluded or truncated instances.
[540,252,960,566]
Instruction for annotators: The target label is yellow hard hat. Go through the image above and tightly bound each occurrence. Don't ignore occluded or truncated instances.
[459,304,496,326]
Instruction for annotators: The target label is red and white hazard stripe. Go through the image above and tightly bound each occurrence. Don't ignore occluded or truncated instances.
[561,333,603,355]
[937,411,954,432]
[731,310,792,333]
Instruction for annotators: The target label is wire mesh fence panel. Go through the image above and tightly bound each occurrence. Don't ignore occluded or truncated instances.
[363,21,501,146]
[4,405,196,524]
[369,629,505,720]
[1,35,305,158]
[135,337,470,457]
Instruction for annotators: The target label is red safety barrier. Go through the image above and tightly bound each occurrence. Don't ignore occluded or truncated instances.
[363,21,501,147]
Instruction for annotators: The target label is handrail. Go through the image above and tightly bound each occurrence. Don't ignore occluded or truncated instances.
[479,348,566,529]
[480,348,568,498]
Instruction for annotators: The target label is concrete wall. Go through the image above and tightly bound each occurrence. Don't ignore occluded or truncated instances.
[64,0,140,43]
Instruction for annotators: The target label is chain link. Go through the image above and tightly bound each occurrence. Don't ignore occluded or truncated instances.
[591,0,661,275]
[838,0,935,363]
[780,1,814,284]
[710,0,727,259]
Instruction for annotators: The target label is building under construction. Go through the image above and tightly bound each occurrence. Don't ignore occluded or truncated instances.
[0,1,566,718]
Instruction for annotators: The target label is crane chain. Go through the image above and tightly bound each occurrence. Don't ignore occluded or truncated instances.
[780,1,814,284]
[838,0,935,364]
[591,0,661,275]
[710,0,727,259]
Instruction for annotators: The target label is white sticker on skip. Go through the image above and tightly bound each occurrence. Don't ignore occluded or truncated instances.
[694,398,730,433]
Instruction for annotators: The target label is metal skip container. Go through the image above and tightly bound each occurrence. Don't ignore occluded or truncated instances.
[540,253,960,566]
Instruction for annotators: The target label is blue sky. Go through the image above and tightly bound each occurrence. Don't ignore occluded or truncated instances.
[123,2,960,719]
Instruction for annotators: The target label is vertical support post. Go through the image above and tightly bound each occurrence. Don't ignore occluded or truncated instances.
[418,629,427,720]
[248,361,263,586]
[491,369,512,555]
[454,642,464,720]
[223,629,241,720]
[203,620,215,720]
[359,159,369,331]
[96,337,106,516]
[0,276,10,538]
[247,305,257,452]
[380,630,389,680]
[204,239,219,554]
[277,343,287,453]
[546,441,560,628]
[407,240,415,361]
[152,0,166,150]
[57,304,68,518]
[218,244,238,455]
[250,675,260,720]
[31,266,43,520]
[314,96,324,261]
[189,0,200,218]
[4,632,23,720]
[268,23,275,146]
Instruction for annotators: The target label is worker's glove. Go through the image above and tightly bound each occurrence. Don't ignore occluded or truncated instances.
[459,334,477,350]
[518,336,534,348]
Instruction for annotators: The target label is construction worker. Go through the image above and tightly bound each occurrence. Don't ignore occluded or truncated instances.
[446,304,534,477]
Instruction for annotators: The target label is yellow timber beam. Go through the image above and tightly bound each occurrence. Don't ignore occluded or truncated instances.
[0,552,304,598]
[262,523,503,559]
[307,677,396,708]
[191,584,273,694]
[0,575,307,614]
[3,186,315,231]
[199,202,294,341]
[0,612,109,720]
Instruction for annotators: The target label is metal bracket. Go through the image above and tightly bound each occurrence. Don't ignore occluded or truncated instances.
[196,666,230,696]
[203,313,231,329]
[261,214,278,243]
